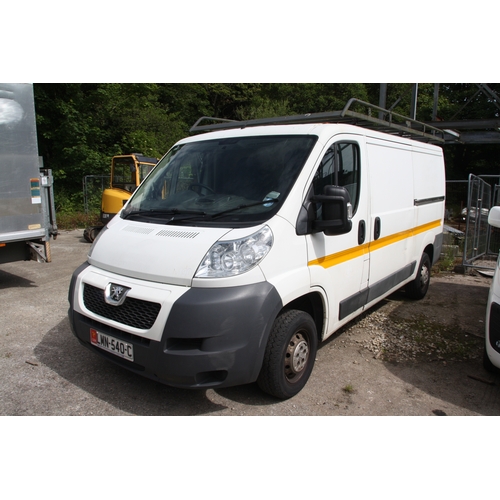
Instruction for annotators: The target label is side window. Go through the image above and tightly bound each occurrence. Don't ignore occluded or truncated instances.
[312,141,360,215]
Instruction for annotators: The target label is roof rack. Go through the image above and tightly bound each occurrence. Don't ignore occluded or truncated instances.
[189,98,446,143]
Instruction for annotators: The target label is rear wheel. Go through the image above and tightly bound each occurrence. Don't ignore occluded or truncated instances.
[257,309,318,399]
[405,252,431,300]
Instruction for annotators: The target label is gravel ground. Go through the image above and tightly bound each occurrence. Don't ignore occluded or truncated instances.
[1,230,499,416]
[348,293,483,364]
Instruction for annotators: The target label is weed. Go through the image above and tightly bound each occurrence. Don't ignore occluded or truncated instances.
[57,211,100,230]
[342,384,354,394]
[436,246,458,273]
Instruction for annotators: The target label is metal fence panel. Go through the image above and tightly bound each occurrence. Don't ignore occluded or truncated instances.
[83,175,110,214]
[463,174,492,268]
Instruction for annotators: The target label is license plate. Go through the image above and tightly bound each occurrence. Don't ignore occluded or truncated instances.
[90,328,134,362]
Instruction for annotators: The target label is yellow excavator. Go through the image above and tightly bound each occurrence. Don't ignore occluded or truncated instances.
[84,153,158,242]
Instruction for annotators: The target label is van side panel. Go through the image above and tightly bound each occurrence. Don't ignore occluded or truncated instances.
[412,145,446,265]
[366,139,415,292]
[412,145,446,203]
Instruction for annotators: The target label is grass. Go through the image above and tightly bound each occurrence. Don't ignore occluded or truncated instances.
[435,246,459,273]
[342,384,355,394]
[56,211,101,231]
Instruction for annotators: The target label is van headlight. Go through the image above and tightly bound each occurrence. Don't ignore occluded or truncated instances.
[195,226,273,278]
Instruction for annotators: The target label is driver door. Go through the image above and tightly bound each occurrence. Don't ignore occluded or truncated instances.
[306,136,370,338]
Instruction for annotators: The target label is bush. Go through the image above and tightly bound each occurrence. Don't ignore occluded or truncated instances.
[57,211,101,230]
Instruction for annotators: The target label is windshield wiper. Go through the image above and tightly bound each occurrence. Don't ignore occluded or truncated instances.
[123,200,279,223]
[122,209,207,223]
[210,199,279,219]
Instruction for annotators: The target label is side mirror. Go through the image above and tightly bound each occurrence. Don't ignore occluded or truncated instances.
[312,185,352,236]
[488,206,500,228]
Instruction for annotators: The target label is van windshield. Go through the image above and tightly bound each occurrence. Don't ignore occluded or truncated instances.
[121,135,317,226]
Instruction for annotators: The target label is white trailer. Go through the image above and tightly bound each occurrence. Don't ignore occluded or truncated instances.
[68,100,446,398]
[0,83,57,264]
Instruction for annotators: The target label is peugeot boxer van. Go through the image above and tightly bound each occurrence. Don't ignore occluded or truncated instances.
[68,111,445,399]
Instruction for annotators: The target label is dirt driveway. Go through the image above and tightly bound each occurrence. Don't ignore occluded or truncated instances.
[1,230,499,416]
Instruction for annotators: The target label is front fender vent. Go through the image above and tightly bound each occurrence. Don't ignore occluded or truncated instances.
[155,229,199,239]
[122,225,155,235]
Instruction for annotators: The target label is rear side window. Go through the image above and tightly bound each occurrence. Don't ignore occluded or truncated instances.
[313,142,360,215]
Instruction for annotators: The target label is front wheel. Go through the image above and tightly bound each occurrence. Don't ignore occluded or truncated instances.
[257,309,318,399]
[405,252,431,300]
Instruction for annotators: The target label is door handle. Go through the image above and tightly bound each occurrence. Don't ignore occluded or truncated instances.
[374,217,381,240]
[358,220,366,245]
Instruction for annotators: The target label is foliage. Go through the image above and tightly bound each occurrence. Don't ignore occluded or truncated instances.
[434,246,458,273]
[57,210,101,230]
[32,83,500,216]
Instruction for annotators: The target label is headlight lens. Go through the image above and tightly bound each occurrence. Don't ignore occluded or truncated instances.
[195,226,273,278]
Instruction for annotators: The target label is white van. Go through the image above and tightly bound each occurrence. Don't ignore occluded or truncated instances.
[68,110,446,399]
[484,206,500,373]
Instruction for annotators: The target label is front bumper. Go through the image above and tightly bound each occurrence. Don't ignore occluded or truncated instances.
[68,264,282,389]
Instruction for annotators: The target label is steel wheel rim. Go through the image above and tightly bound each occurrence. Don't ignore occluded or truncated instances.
[284,331,309,382]
[420,263,430,290]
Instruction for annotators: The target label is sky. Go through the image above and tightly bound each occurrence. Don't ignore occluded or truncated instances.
[4,2,497,83]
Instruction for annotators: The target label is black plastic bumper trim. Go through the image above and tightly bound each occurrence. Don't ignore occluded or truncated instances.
[68,280,282,389]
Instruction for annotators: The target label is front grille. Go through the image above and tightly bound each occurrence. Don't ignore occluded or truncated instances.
[83,284,161,330]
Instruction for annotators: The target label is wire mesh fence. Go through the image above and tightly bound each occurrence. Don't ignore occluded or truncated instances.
[446,175,500,270]
[83,175,110,215]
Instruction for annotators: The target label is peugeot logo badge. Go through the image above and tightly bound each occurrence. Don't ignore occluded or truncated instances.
[104,283,131,306]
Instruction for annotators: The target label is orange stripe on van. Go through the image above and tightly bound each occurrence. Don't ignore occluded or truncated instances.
[308,242,370,268]
[308,219,442,269]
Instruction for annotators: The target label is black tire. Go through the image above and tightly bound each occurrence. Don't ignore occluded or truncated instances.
[257,309,318,399]
[405,252,431,300]
[83,226,102,243]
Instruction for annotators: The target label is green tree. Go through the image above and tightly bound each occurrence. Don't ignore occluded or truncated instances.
[33,82,500,216]
[34,83,187,210]
[259,83,370,114]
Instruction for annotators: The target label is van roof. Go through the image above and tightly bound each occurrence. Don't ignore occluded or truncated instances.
[180,121,443,151]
